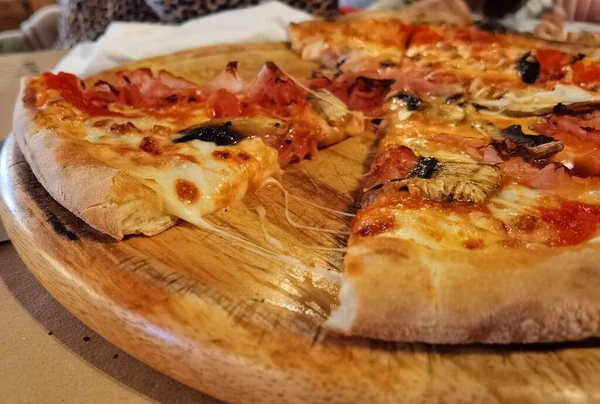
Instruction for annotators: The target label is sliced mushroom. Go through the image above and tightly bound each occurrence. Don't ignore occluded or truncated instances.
[365,159,500,204]
[476,123,564,159]
[473,84,600,116]
[308,88,365,145]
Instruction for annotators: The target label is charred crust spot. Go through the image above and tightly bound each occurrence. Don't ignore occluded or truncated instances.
[463,239,484,249]
[274,122,280,128]
[175,179,199,205]
[22,87,38,107]
[139,137,160,155]
[238,152,251,161]
[447,192,455,202]
[357,215,395,237]
[284,139,292,144]
[212,150,231,159]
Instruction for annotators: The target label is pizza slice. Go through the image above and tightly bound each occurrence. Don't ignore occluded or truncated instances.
[324,95,600,343]
[15,62,363,239]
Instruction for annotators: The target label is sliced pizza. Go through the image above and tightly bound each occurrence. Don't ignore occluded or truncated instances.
[15,62,363,239]
[325,94,600,343]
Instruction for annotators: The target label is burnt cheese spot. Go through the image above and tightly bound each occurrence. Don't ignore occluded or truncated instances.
[140,137,160,155]
[463,239,484,249]
[175,179,199,205]
[357,215,395,237]
[514,214,538,232]
[238,152,251,161]
[110,122,140,135]
[213,150,232,159]
[93,119,112,127]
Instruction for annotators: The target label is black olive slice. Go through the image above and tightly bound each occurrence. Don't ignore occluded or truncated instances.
[174,122,243,146]
[517,52,540,84]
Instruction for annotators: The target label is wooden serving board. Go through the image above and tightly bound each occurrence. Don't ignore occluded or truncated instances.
[2,43,600,403]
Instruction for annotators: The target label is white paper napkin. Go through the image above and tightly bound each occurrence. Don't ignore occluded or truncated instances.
[54,1,313,77]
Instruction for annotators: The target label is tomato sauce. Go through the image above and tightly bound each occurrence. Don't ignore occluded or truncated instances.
[573,60,600,88]
[536,49,570,81]
[540,201,600,246]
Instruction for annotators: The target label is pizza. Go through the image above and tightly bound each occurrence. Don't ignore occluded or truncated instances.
[15,61,363,239]
[13,11,600,344]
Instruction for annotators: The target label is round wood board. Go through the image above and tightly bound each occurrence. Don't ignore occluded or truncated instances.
[3,42,600,403]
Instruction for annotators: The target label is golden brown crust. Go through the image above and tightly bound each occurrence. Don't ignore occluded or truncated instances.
[13,78,177,240]
[326,237,600,343]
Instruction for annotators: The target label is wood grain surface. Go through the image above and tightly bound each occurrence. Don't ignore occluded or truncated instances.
[3,42,600,403]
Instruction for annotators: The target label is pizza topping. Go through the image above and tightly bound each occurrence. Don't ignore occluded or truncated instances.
[43,72,123,116]
[393,94,423,111]
[206,89,244,118]
[517,52,540,84]
[364,145,419,190]
[174,121,243,146]
[410,157,439,179]
[573,60,600,88]
[248,62,308,117]
[115,68,202,109]
[398,162,500,203]
[473,84,600,116]
[307,88,363,129]
[481,124,564,160]
[199,61,244,95]
[273,121,321,166]
[536,49,570,81]
[175,179,200,205]
[532,112,600,176]
[367,160,500,204]
[110,122,140,136]
[139,137,161,155]
[539,201,600,246]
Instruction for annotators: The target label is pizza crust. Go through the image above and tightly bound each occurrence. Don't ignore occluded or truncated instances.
[326,237,600,343]
[13,78,177,240]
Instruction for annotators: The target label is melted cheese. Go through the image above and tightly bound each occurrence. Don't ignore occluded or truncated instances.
[377,186,550,251]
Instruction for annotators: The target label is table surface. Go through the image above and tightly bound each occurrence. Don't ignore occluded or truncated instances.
[0,50,217,404]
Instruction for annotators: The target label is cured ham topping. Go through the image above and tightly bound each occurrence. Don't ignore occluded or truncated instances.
[247,62,309,118]
[533,111,600,177]
[42,72,122,116]
[365,145,419,189]
[309,68,441,116]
